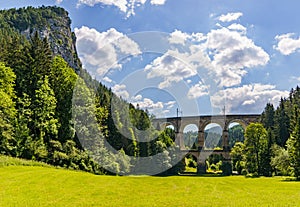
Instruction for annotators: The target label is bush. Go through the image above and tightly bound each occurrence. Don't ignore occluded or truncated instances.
[221,161,232,176]
[245,172,259,178]
[271,144,291,176]
[235,161,245,175]
[187,158,197,168]
[210,164,217,171]
[241,168,248,176]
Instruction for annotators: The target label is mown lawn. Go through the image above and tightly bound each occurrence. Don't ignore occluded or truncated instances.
[0,165,300,207]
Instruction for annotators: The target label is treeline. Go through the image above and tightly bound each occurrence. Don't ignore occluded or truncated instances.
[0,6,183,175]
[231,87,300,179]
[0,6,68,31]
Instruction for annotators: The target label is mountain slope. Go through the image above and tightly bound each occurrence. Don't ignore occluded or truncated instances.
[0,6,81,72]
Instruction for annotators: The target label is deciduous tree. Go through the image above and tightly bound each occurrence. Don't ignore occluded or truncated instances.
[244,123,268,175]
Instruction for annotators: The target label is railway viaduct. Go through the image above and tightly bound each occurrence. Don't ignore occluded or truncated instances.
[152,114,261,174]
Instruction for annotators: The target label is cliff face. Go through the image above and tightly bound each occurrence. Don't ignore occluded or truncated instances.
[0,6,81,72]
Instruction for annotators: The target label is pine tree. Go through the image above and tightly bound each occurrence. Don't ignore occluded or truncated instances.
[261,103,275,130]
[21,32,52,97]
[274,99,290,147]
[287,106,300,180]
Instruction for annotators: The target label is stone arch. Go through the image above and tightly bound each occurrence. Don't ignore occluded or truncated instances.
[183,124,198,150]
[158,122,176,131]
[227,120,246,147]
[199,119,225,132]
[180,118,200,133]
[203,123,223,150]
[226,119,247,131]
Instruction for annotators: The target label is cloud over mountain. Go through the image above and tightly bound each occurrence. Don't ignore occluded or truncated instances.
[75,26,141,78]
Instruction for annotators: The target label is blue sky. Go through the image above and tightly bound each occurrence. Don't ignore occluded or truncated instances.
[1,0,300,118]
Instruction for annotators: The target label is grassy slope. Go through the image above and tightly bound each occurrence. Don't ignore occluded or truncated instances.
[0,157,300,207]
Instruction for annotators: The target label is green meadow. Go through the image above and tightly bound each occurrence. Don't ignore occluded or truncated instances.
[0,156,299,207]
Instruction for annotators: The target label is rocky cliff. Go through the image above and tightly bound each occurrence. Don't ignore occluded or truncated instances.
[0,6,81,72]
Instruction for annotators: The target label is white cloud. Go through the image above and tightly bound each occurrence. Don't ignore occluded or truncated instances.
[75,26,140,78]
[112,84,130,99]
[168,30,189,45]
[77,0,166,17]
[206,27,270,87]
[150,0,166,5]
[274,33,300,55]
[187,82,209,99]
[219,12,243,22]
[227,23,247,33]
[242,99,255,105]
[133,98,164,110]
[102,76,113,83]
[145,53,197,88]
[211,84,289,113]
[291,76,300,82]
[165,101,176,109]
[132,94,143,101]
[169,30,206,45]
[131,97,177,117]
[154,25,269,89]
[77,0,128,12]
[131,97,169,117]
[56,0,63,4]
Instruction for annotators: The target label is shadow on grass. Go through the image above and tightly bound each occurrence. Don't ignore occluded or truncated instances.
[178,172,227,177]
[280,177,300,182]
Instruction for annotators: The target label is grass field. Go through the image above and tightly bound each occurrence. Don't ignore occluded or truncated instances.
[0,157,300,207]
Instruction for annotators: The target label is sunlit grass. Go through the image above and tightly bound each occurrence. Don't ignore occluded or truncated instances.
[1,162,300,207]
[0,155,50,168]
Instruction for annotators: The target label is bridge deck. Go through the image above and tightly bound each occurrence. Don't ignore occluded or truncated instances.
[153,114,261,121]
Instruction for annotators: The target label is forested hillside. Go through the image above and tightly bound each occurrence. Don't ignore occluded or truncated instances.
[0,6,183,175]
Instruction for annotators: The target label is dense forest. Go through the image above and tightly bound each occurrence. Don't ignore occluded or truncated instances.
[0,6,184,175]
[231,87,300,179]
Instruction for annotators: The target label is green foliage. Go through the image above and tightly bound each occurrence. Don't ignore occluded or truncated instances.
[0,155,50,167]
[271,144,291,176]
[229,125,244,145]
[261,103,275,129]
[258,86,300,179]
[186,156,197,168]
[50,56,77,142]
[287,107,300,180]
[230,142,245,174]
[0,63,16,155]
[14,93,32,158]
[244,123,270,176]
[208,154,223,165]
[274,99,290,147]
[229,124,245,147]
[221,161,232,176]
[33,76,58,142]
